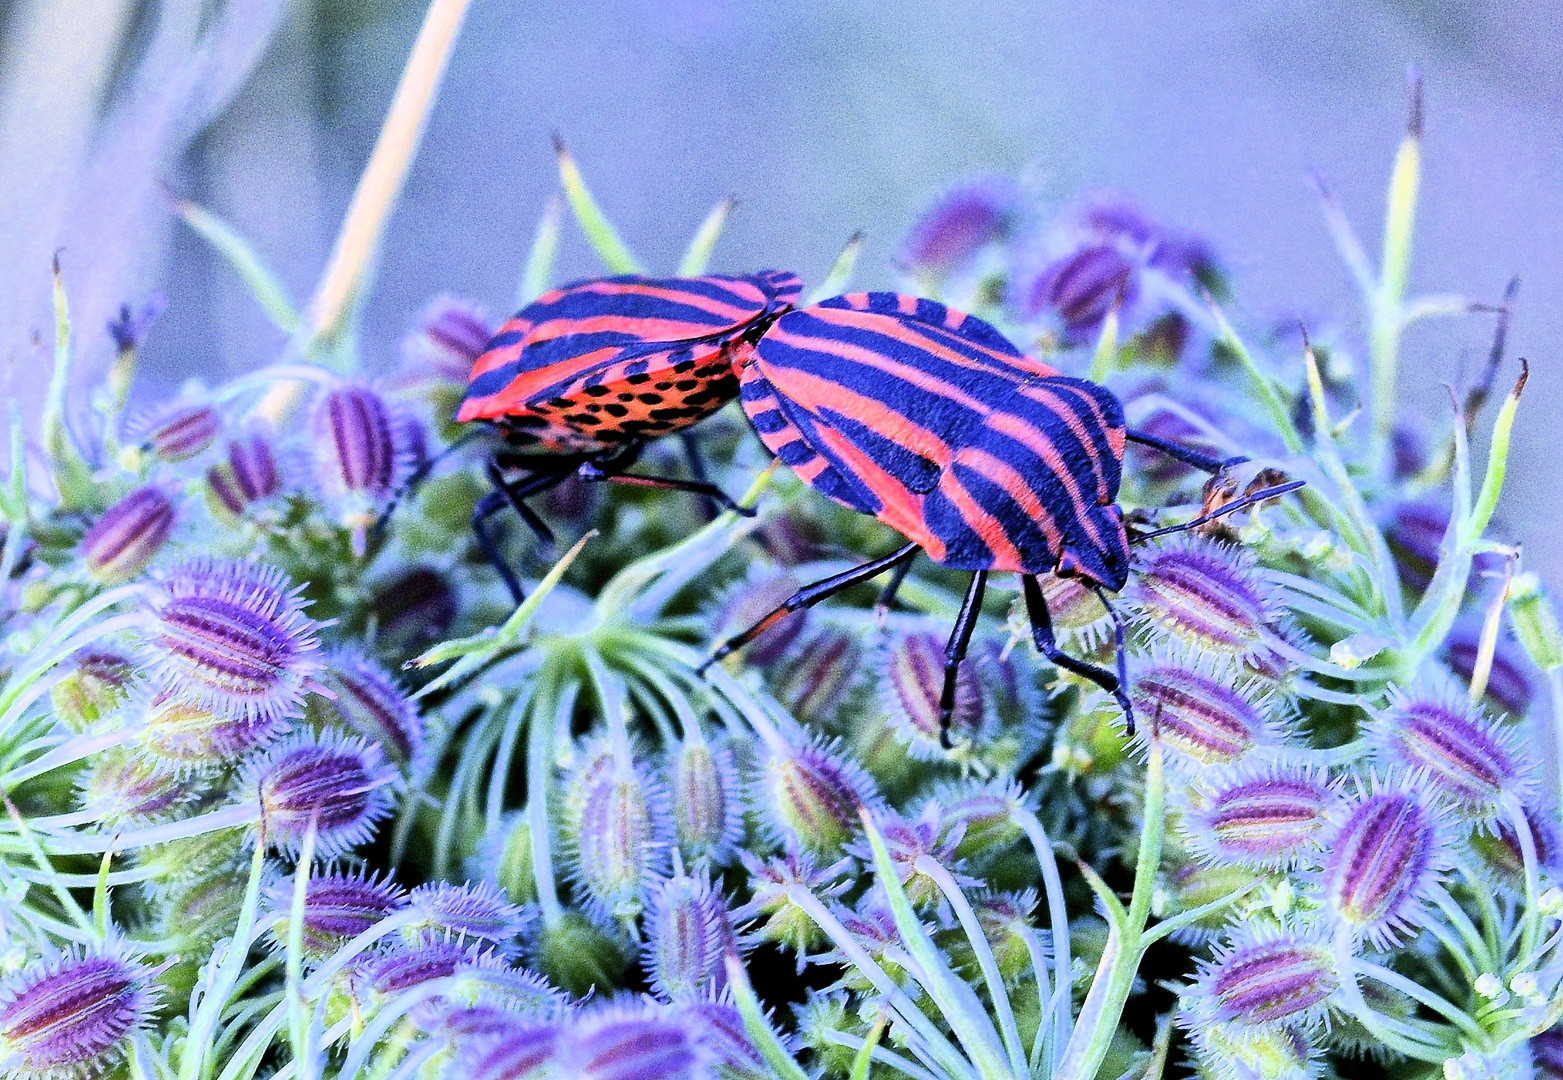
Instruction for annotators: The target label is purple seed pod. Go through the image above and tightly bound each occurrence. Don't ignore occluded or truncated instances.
[675,996,771,1080]
[206,425,285,518]
[1186,923,1339,1034]
[1444,622,1535,719]
[0,943,159,1080]
[878,630,985,757]
[245,729,396,857]
[407,881,527,946]
[401,296,495,383]
[82,486,176,584]
[1125,535,1286,661]
[1534,1028,1563,1079]
[1181,759,1339,871]
[666,735,745,868]
[78,743,204,826]
[1384,498,1447,596]
[711,572,808,669]
[313,383,413,544]
[268,869,407,957]
[51,650,138,732]
[848,802,976,910]
[733,851,853,963]
[367,566,458,652]
[757,733,880,857]
[768,625,865,726]
[933,780,1027,867]
[463,1017,563,1080]
[446,954,566,1017]
[1026,244,1139,342]
[1032,572,1117,651]
[307,650,425,772]
[1131,655,1280,769]
[1320,778,1452,949]
[557,1002,707,1080]
[367,938,480,997]
[899,176,1021,280]
[1185,1021,1319,1079]
[642,866,734,999]
[140,404,222,464]
[562,736,670,925]
[1368,684,1531,825]
[1471,803,1561,891]
[138,690,291,770]
[141,558,322,728]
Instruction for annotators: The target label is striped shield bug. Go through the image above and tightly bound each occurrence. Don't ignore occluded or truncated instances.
[700,292,1301,742]
[454,271,802,600]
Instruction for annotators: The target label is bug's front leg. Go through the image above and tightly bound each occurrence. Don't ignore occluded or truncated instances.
[1022,574,1135,736]
[938,570,988,750]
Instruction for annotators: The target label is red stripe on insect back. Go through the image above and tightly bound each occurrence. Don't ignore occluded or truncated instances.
[807,421,936,553]
[573,278,769,319]
[525,314,738,343]
[1018,382,1121,499]
[951,444,1065,556]
[759,324,993,417]
[937,465,1021,570]
[982,406,1111,556]
[806,306,1042,387]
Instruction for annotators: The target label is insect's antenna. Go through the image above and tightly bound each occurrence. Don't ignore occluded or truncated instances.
[1130,479,1306,544]
[373,428,484,536]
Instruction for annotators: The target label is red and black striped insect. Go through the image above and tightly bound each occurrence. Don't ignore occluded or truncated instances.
[700,292,1301,741]
[455,271,802,600]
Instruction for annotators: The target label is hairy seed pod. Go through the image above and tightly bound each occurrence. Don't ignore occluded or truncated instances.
[678,998,770,1080]
[1509,572,1563,673]
[878,630,985,756]
[464,1018,562,1080]
[307,650,425,772]
[528,910,630,999]
[1181,760,1337,871]
[1189,925,1338,1032]
[444,955,565,1017]
[138,691,289,769]
[485,812,537,905]
[769,626,864,725]
[758,735,878,857]
[1125,536,1285,661]
[1369,686,1529,824]
[900,176,1020,280]
[1132,658,1276,768]
[1444,623,1535,718]
[1026,244,1138,341]
[206,427,283,517]
[407,881,526,946]
[935,781,1027,867]
[0,944,159,1080]
[642,868,731,999]
[313,385,411,552]
[367,939,477,997]
[712,572,808,669]
[142,559,321,727]
[51,651,136,732]
[78,744,203,826]
[1321,781,1450,949]
[732,851,852,964]
[563,737,668,925]
[246,730,395,857]
[559,1004,705,1080]
[667,735,744,867]
[850,803,974,910]
[82,486,175,584]
[368,565,458,651]
[268,870,407,957]
[403,296,495,383]
[143,404,221,463]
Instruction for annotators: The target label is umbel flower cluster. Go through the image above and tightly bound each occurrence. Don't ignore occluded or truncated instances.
[1,14,1560,1079]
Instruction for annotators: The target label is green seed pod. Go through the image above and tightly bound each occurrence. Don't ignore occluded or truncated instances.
[1509,572,1563,672]
[529,910,630,998]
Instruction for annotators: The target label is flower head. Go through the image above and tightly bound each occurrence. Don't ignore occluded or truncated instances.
[666,734,745,868]
[1125,536,1286,662]
[1181,758,1339,871]
[82,486,175,584]
[733,851,852,964]
[849,802,975,910]
[245,729,396,857]
[267,869,406,957]
[141,558,322,728]
[899,176,1022,281]
[138,404,222,464]
[562,735,670,925]
[306,650,425,773]
[0,943,159,1080]
[78,743,204,826]
[757,733,879,857]
[1368,684,1531,824]
[401,296,495,383]
[1319,777,1452,949]
[406,881,527,947]
[206,425,284,518]
[1132,652,1282,769]
[1185,922,1339,1036]
[312,383,416,550]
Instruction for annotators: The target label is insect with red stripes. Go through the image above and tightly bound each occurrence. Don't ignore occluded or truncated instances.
[455,271,802,600]
[699,292,1301,742]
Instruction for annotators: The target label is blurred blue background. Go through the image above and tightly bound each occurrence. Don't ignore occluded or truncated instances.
[2,0,1560,574]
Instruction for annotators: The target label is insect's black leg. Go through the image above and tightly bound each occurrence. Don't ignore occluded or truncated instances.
[1126,427,1248,475]
[472,489,525,604]
[1022,574,1135,735]
[486,461,559,548]
[698,543,921,673]
[939,570,988,749]
[576,460,758,518]
[1131,479,1306,544]
[872,555,917,624]
[679,431,720,522]
[1091,583,1134,737]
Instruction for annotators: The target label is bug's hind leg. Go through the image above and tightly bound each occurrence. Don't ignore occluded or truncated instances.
[1022,575,1135,736]
[473,490,525,604]
[698,542,921,673]
[938,571,987,749]
[474,461,573,605]
[872,556,917,625]
[679,431,720,522]
[1125,427,1248,475]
